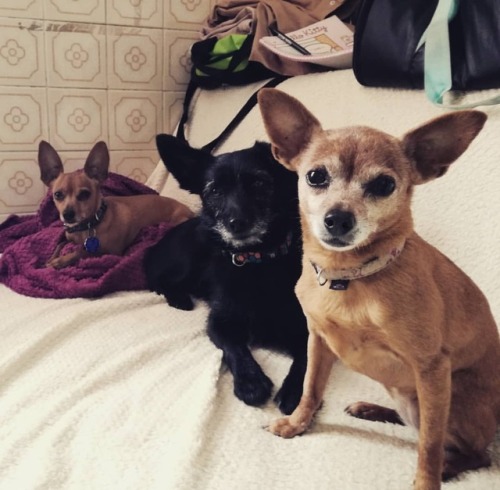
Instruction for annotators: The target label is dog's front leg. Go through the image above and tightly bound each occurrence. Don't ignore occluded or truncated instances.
[46,239,88,269]
[207,312,273,407]
[45,236,67,267]
[268,330,336,438]
[274,347,307,415]
[47,249,87,269]
[413,353,451,490]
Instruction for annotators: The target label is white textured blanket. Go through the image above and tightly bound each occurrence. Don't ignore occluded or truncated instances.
[1,70,499,490]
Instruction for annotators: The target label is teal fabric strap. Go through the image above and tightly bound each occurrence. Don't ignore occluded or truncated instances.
[418,0,500,108]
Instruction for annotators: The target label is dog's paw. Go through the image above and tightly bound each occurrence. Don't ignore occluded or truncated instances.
[46,251,80,269]
[165,292,194,311]
[233,370,273,407]
[274,381,302,415]
[266,416,308,438]
[345,401,404,425]
[46,257,66,269]
[413,476,440,490]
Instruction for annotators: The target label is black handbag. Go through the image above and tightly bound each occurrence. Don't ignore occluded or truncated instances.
[174,32,287,154]
[353,0,500,93]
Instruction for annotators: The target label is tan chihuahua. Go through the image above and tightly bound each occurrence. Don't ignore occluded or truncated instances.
[258,89,500,490]
[38,140,193,269]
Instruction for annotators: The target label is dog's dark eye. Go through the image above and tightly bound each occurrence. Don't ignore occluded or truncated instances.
[53,191,64,201]
[306,168,329,187]
[364,175,396,197]
[209,186,221,196]
[203,182,221,199]
[77,190,91,201]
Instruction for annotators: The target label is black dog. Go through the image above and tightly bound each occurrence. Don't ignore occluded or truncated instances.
[144,136,308,414]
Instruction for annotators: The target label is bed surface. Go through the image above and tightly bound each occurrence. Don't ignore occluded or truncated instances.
[1,70,499,490]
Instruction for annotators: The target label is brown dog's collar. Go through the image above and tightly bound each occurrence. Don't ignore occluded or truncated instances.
[311,240,406,291]
[64,200,108,234]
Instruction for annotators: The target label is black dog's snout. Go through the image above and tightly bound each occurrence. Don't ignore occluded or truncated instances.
[324,209,356,237]
[228,217,250,234]
[63,209,76,223]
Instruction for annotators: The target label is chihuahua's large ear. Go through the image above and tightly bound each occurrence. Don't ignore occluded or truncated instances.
[258,88,322,171]
[84,141,110,182]
[156,134,214,195]
[38,140,64,187]
[402,110,487,184]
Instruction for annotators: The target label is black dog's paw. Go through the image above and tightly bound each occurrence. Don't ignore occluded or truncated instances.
[165,292,195,311]
[233,370,273,407]
[274,379,303,415]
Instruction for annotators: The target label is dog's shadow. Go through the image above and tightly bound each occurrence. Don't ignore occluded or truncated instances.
[311,421,417,450]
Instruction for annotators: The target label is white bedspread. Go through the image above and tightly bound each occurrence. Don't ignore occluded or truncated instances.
[1,70,499,490]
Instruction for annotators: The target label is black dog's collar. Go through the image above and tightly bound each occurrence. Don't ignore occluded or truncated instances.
[64,201,107,234]
[311,240,405,291]
[225,232,293,267]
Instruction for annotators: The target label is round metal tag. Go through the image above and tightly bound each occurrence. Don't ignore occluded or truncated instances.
[84,236,100,254]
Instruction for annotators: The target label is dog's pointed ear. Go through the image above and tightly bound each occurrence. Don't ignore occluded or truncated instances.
[258,88,322,171]
[402,110,487,184]
[38,140,64,187]
[156,134,214,195]
[84,141,109,182]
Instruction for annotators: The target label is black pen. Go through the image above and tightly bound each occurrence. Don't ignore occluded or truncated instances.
[269,25,311,56]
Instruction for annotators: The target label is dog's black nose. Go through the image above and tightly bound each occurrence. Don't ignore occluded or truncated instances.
[324,209,356,237]
[228,217,250,234]
[63,209,76,223]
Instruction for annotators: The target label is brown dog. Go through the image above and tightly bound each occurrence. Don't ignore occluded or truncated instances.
[38,140,193,269]
[258,89,500,490]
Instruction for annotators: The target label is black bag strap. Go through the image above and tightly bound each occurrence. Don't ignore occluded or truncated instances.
[226,35,254,73]
[176,76,288,154]
[175,78,198,145]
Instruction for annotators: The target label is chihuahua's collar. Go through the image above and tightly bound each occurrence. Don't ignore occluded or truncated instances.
[311,240,406,291]
[63,200,108,234]
[225,232,293,267]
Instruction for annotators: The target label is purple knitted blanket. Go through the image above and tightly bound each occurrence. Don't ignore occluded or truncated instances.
[0,173,174,299]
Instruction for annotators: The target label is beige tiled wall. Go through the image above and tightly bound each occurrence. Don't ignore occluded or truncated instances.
[0,0,212,222]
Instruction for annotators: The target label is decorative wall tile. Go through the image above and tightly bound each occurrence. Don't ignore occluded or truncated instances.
[0,18,45,87]
[110,151,159,183]
[163,91,185,134]
[107,0,163,28]
[44,0,105,24]
[164,0,210,31]
[163,30,197,90]
[107,26,162,90]
[0,0,43,20]
[45,22,107,88]
[0,152,46,216]
[0,87,47,150]
[48,88,107,149]
[0,2,207,216]
[108,91,162,150]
